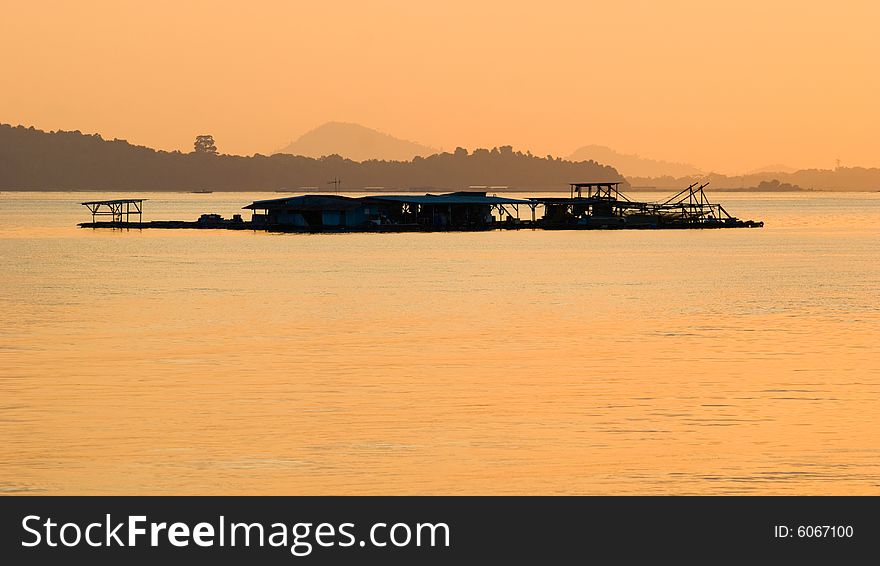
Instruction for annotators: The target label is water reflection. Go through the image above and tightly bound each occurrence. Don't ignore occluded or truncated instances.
[0,191,878,494]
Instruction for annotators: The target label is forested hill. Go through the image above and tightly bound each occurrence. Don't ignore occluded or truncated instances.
[0,124,623,191]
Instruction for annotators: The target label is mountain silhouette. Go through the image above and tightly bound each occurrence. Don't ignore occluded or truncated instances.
[745,164,797,175]
[4,123,874,192]
[275,122,438,162]
[0,124,623,191]
[569,144,702,178]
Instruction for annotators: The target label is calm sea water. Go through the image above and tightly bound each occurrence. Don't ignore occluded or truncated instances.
[1,191,878,494]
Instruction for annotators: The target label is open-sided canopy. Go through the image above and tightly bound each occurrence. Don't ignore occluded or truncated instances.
[81,198,145,206]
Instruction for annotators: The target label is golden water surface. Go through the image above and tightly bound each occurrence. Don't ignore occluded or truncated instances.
[1,191,878,494]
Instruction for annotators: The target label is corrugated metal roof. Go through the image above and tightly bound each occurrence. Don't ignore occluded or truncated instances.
[244,195,363,210]
[368,194,532,205]
[245,192,532,209]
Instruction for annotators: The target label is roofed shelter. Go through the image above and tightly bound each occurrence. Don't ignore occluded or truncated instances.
[368,192,533,226]
[570,182,626,200]
[244,194,369,228]
[81,199,145,223]
[243,191,534,229]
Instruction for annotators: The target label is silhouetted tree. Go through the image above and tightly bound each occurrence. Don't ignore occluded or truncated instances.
[194,134,217,154]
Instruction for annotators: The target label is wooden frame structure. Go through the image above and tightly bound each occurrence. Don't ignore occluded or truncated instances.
[570,182,627,200]
[655,182,733,223]
[81,199,145,223]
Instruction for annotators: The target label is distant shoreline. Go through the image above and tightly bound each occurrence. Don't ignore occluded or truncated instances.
[626,187,814,193]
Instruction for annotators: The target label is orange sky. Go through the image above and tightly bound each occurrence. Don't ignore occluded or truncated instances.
[2,1,878,173]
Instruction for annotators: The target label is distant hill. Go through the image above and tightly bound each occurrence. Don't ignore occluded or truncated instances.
[275,122,437,162]
[627,169,880,191]
[746,164,797,175]
[0,124,623,191]
[569,144,702,178]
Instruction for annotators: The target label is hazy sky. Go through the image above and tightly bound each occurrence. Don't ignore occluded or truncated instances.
[2,1,877,173]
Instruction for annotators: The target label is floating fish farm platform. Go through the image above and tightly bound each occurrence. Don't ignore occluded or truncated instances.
[79,182,764,232]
